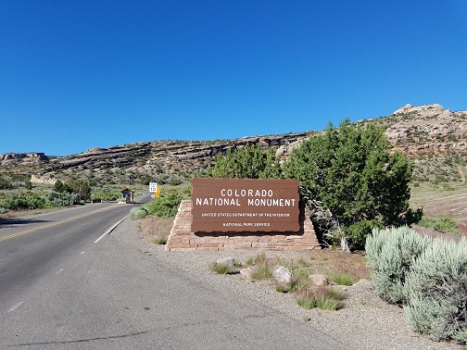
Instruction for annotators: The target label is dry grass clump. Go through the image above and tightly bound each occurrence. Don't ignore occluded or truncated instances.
[329,272,355,286]
[296,287,344,311]
[209,262,234,274]
[276,275,309,294]
[245,251,269,266]
[208,261,242,275]
[239,249,370,311]
[244,252,275,281]
[137,214,173,245]
[250,261,273,281]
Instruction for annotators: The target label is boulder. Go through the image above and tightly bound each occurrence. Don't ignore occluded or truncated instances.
[309,274,329,287]
[240,266,254,279]
[273,265,292,284]
[216,257,236,266]
[352,279,374,290]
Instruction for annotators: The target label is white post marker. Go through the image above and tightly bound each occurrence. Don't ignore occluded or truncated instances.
[149,182,158,193]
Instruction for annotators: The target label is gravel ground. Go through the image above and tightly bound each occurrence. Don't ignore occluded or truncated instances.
[113,218,465,350]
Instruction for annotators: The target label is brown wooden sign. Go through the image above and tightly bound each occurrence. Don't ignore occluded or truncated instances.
[191,178,300,233]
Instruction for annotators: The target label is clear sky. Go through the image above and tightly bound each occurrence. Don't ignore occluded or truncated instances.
[1,0,466,156]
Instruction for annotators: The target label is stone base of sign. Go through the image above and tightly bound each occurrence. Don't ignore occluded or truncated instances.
[165,200,320,251]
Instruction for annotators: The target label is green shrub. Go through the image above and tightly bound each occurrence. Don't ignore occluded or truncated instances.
[169,178,182,186]
[91,188,120,201]
[0,177,12,189]
[365,226,430,304]
[0,207,8,214]
[44,191,80,207]
[130,207,148,220]
[145,188,187,218]
[418,215,459,235]
[64,179,91,201]
[24,179,33,190]
[404,238,467,343]
[53,180,65,192]
[283,119,416,250]
[207,144,282,179]
[0,192,47,210]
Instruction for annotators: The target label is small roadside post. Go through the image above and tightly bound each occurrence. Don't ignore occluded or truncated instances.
[149,182,158,193]
[149,182,160,200]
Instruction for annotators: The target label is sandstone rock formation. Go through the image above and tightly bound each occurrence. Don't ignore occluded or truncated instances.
[2,104,467,182]
[0,152,48,165]
[379,104,467,155]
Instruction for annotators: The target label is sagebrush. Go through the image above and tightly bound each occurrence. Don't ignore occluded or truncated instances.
[365,226,429,304]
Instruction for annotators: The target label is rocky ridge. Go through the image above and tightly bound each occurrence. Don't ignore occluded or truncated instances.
[0,152,49,165]
[2,104,467,184]
[373,104,467,154]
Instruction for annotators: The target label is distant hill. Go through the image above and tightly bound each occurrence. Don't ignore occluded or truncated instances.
[2,103,467,191]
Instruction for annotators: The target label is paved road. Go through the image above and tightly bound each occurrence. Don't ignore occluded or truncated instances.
[0,198,347,349]
[0,201,137,304]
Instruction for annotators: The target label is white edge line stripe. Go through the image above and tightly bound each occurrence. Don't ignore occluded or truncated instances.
[94,215,129,243]
[8,302,24,313]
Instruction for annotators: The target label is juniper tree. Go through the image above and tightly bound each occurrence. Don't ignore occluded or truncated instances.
[207,144,282,179]
[284,118,420,250]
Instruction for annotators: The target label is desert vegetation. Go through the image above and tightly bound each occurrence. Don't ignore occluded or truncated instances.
[0,176,143,216]
[209,251,368,312]
[136,214,173,245]
[203,119,422,251]
[366,226,467,343]
[3,104,467,346]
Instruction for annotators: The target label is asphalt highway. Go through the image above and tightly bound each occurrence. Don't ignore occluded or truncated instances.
[0,196,347,349]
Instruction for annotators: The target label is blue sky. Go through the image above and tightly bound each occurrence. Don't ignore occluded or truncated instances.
[1,0,466,156]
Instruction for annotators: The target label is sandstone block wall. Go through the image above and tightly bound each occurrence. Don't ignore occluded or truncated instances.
[165,200,320,251]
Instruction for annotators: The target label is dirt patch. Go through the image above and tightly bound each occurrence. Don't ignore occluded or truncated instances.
[412,225,467,243]
[300,249,370,280]
[410,184,467,224]
[137,215,174,244]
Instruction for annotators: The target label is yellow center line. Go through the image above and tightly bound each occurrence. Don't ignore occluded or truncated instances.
[0,204,121,243]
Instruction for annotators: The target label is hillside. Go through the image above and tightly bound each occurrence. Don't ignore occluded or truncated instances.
[0,132,313,186]
[2,103,467,225]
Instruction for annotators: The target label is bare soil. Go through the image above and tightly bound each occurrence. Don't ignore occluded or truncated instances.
[410,183,467,226]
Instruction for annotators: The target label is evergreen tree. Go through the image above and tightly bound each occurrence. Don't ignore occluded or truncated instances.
[284,119,420,249]
[53,179,65,193]
[207,144,281,179]
[0,177,12,190]
[24,178,33,190]
[64,179,92,201]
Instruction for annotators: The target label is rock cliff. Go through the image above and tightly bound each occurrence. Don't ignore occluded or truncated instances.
[2,104,467,185]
